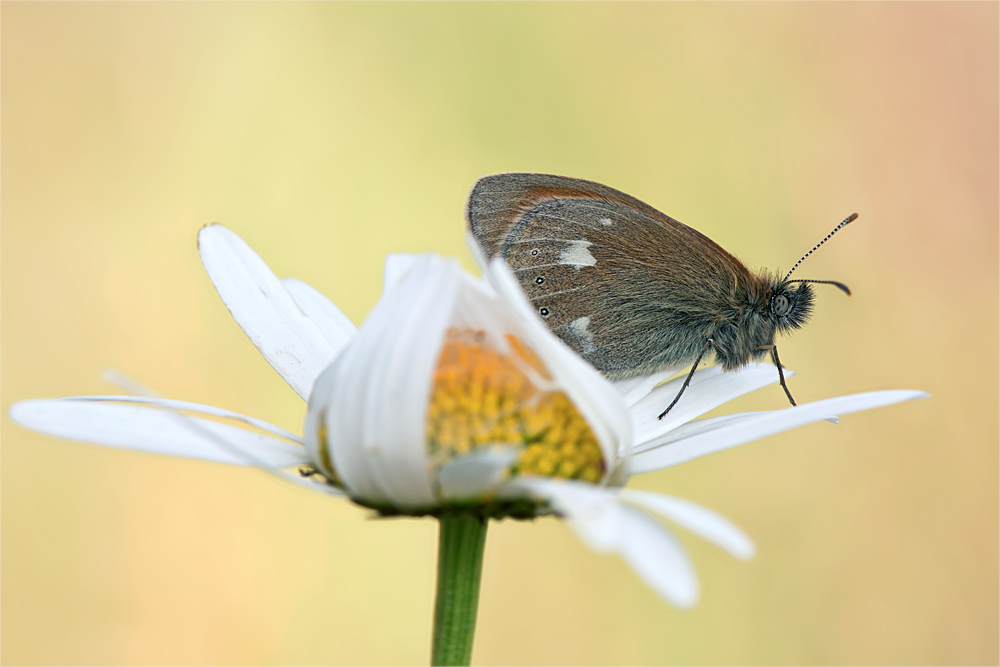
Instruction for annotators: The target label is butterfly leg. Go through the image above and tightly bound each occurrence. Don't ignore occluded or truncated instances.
[770,346,797,407]
[657,338,721,420]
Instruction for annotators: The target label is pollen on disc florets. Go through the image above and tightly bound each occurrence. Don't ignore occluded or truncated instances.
[426,328,606,485]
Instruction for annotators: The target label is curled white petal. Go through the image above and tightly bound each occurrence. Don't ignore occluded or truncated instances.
[309,255,460,507]
[631,389,930,474]
[198,224,341,400]
[484,259,632,483]
[10,399,308,468]
[506,477,699,607]
[619,490,755,560]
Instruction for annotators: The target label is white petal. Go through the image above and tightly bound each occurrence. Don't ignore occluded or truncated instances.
[101,368,160,397]
[485,259,632,481]
[360,258,457,505]
[505,477,623,551]
[306,347,371,486]
[282,277,357,355]
[633,412,766,455]
[631,389,930,474]
[619,490,755,560]
[631,363,787,445]
[507,478,699,607]
[61,395,304,444]
[10,399,308,468]
[198,224,340,400]
[310,255,459,507]
[635,411,838,455]
[382,253,422,294]
[449,273,515,338]
[436,447,520,501]
[465,231,492,274]
[617,506,700,608]
[613,367,686,409]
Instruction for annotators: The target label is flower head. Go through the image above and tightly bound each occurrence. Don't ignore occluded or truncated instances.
[9,224,927,607]
[300,248,634,514]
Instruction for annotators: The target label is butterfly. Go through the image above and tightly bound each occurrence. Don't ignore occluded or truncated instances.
[466,173,855,418]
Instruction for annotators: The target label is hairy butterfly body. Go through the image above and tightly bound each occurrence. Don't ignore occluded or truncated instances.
[466,173,856,417]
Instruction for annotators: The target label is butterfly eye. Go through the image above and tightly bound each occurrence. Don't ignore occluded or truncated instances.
[535,276,545,285]
[772,294,791,317]
[539,307,550,317]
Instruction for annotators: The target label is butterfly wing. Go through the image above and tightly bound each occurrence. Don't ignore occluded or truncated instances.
[466,173,754,379]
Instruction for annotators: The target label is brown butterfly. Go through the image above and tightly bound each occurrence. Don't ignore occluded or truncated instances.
[466,173,856,418]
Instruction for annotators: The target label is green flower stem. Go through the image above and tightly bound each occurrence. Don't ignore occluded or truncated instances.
[432,512,488,666]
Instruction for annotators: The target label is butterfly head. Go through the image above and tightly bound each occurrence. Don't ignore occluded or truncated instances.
[770,280,815,334]
[714,273,820,371]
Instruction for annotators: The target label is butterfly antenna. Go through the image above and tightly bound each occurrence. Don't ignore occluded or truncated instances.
[786,278,852,296]
[783,213,858,282]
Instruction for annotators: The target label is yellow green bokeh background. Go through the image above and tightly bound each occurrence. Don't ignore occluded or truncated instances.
[3,3,996,664]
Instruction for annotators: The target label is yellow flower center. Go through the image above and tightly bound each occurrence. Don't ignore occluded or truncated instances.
[426,328,605,483]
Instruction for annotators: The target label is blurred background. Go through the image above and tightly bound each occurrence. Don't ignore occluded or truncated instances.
[2,3,996,665]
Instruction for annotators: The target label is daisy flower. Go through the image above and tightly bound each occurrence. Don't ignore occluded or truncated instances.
[9,225,927,665]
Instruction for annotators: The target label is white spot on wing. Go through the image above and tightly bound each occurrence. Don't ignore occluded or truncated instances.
[600,217,613,226]
[559,240,597,270]
[570,316,597,354]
